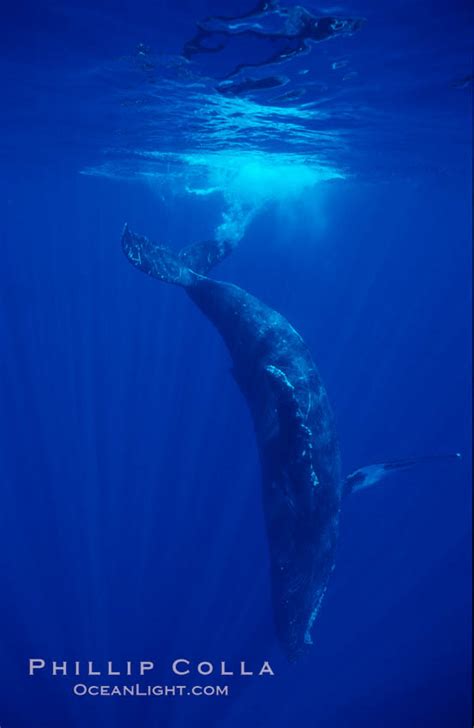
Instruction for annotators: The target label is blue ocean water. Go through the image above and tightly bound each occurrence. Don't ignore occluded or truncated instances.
[0,1,472,726]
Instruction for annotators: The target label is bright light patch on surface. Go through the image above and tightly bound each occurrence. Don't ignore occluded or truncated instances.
[142,150,344,243]
[83,148,344,243]
[185,152,343,242]
[80,50,349,243]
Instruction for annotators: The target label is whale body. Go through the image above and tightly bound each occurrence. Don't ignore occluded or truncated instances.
[121,225,459,660]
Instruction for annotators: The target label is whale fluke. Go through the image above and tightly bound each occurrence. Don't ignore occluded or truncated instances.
[179,238,236,275]
[122,224,235,285]
[122,224,194,286]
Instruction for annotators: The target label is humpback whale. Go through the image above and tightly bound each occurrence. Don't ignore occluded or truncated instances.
[121,225,460,661]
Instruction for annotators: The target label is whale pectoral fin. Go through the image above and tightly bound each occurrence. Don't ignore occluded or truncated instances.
[264,365,319,489]
[344,453,462,496]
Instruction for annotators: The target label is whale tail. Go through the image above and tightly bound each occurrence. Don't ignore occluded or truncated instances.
[121,224,235,286]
